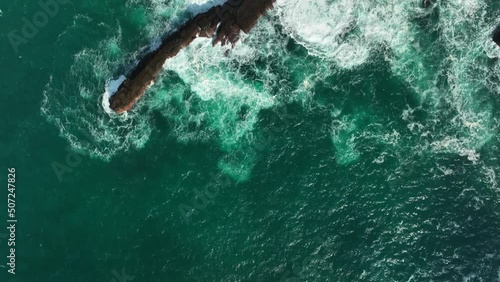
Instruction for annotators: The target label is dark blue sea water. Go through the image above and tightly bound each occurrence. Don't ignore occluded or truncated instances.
[1,0,500,281]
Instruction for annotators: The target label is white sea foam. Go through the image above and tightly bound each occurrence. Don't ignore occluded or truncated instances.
[426,0,496,159]
[102,75,127,114]
[275,0,432,69]
[276,0,367,68]
[42,21,153,160]
[277,0,497,161]
[185,0,226,14]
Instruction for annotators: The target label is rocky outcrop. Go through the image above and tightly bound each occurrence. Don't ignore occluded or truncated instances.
[109,0,275,114]
[494,24,500,47]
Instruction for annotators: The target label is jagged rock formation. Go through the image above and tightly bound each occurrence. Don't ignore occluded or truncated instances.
[494,24,500,47]
[109,0,275,114]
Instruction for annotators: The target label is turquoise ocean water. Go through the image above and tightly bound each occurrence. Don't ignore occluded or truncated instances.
[1,0,500,281]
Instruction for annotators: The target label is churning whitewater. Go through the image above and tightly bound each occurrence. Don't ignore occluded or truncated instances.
[41,0,499,177]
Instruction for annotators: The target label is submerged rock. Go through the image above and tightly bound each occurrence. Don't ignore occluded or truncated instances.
[422,0,432,8]
[109,0,275,114]
[493,24,500,47]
